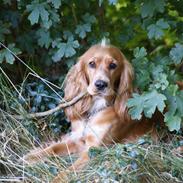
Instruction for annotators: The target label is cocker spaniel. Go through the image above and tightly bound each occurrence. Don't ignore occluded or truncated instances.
[25,42,158,182]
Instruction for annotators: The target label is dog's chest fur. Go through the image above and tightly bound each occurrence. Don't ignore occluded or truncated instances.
[88,96,109,117]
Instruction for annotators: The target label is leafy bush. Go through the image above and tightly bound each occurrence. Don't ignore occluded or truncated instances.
[17,81,69,136]
[0,1,183,131]
[0,1,183,181]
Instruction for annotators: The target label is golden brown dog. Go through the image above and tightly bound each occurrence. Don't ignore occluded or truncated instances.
[24,43,159,182]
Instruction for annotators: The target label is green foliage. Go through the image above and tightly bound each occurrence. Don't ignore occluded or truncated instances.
[140,0,166,18]
[170,43,183,64]
[147,19,169,40]
[75,24,91,39]
[164,91,183,131]
[129,42,182,131]
[0,0,183,133]
[52,36,79,62]
[27,3,48,25]
[18,81,69,136]
[128,90,166,120]
[0,43,21,64]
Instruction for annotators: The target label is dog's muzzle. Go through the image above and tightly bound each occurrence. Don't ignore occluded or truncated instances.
[95,80,108,91]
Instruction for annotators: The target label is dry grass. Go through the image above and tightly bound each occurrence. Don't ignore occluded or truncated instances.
[0,63,183,183]
[0,76,183,183]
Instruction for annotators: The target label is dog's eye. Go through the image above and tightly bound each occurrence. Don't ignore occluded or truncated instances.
[89,61,96,68]
[109,63,117,70]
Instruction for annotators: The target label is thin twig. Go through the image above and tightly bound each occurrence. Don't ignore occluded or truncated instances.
[13,91,87,120]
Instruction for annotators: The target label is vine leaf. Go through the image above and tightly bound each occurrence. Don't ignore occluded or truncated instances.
[164,113,181,131]
[36,29,52,48]
[27,3,49,25]
[164,91,183,131]
[133,47,147,58]
[0,44,21,64]
[127,93,144,120]
[75,24,91,39]
[127,90,166,120]
[147,19,169,40]
[52,37,79,62]
[140,0,166,18]
[169,43,183,65]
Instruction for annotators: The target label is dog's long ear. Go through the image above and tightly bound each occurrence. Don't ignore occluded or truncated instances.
[64,59,91,121]
[114,56,134,122]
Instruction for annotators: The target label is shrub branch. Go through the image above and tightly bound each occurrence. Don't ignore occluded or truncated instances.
[13,91,87,120]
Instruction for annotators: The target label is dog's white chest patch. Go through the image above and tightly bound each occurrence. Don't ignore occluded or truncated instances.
[89,97,108,116]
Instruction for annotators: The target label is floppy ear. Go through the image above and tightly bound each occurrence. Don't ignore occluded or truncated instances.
[114,57,134,121]
[64,59,92,121]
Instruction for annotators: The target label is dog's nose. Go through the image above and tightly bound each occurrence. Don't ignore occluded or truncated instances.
[95,80,108,90]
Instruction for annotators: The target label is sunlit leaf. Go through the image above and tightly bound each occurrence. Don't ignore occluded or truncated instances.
[128,90,166,119]
[75,23,91,39]
[170,43,183,64]
[147,19,169,40]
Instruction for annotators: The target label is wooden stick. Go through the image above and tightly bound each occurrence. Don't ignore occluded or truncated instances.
[13,91,87,120]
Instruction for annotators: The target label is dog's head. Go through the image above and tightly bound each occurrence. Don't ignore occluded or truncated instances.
[64,43,134,121]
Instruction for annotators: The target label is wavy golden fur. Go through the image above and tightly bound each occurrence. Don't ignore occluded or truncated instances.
[24,43,159,183]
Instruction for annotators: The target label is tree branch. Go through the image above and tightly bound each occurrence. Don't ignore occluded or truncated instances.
[13,91,87,120]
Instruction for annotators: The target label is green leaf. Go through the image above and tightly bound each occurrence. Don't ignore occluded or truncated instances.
[156,19,169,29]
[135,70,151,90]
[75,24,91,39]
[140,0,165,18]
[127,93,144,120]
[133,47,147,58]
[52,37,79,62]
[141,0,154,18]
[168,91,183,117]
[5,51,14,64]
[28,6,40,25]
[0,44,21,64]
[64,37,79,57]
[164,91,183,131]
[36,29,52,48]
[39,6,49,22]
[27,3,49,25]
[150,73,169,90]
[143,90,166,118]
[63,31,73,40]
[147,24,163,39]
[127,90,166,120]
[169,43,183,64]
[147,19,169,40]
[166,85,179,96]
[52,43,66,62]
[164,112,181,131]
[132,47,151,90]
[48,0,61,9]
[82,13,96,24]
